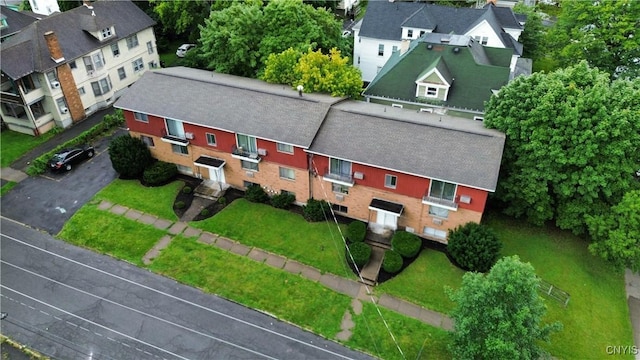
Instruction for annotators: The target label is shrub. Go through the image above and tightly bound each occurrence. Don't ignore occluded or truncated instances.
[391,231,422,258]
[175,201,186,209]
[447,222,502,272]
[218,196,227,205]
[200,209,210,217]
[182,186,192,194]
[347,241,371,268]
[245,184,269,203]
[108,135,153,179]
[346,221,367,243]
[303,198,329,222]
[143,161,178,186]
[383,250,403,274]
[270,192,295,209]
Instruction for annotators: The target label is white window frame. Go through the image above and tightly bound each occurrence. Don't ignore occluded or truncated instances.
[171,144,188,155]
[378,44,384,56]
[429,205,449,219]
[332,183,349,194]
[134,112,148,122]
[276,142,293,154]
[147,41,154,54]
[56,97,67,113]
[384,174,397,189]
[126,34,139,49]
[407,29,413,38]
[206,133,217,146]
[91,77,112,96]
[241,160,259,171]
[101,27,113,39]
[111,43,120,57]
[117,67,126,80]
[429,179,457,202]
[279,167,295,180]
[140,135,154,147]
[92,52,104,70]
[132,58,144,72]
[78,86,85,95]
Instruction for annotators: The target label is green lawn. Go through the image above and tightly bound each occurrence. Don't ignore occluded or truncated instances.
[57,203,166,266]
[158,39,188,68]
[376,248,464,314]
[1,130,57,167]
[0,181,17,197]
[190,199,352,278]
[94,179,182,220]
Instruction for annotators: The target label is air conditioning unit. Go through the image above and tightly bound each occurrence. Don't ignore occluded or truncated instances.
[335,194,344,201]
[51,81,60,89]
[353,172,364,180]
[459,195,472,204]
[60,107,69,114]
[246,171,254,178]
[405,227,415,233]
[185,132,194,140]
[420,108,433,113]
[432,218,443,225]
[257,148,267,156]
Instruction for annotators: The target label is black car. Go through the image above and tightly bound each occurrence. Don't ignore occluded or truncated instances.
[48,145,95,171]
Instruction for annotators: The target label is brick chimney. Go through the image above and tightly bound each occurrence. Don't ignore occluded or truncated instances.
[43,31,65,63]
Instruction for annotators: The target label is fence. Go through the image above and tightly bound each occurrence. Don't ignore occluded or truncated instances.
[538,278,570,307]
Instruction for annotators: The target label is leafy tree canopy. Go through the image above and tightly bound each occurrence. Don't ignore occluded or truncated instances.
[448,256,561,360]
[197,0,348,77]
[587,190,640,272]
[150,0,217,43]
[484,61,640,235]
[513,3,546,60]
[262,47,362,97]
[547,0,640,79]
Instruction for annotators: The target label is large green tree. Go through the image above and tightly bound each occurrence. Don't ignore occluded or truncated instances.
[448,256,561,360]
[197,0,347,77]
[262,47,362,97]
[513,3,545,60]
[484,61,640,234]
[587,190,640,272]
[150,0,216,43]
[547,0,640,79]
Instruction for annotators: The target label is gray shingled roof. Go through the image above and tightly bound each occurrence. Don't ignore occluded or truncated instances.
[0,6,39,40]
[308,101,505,191]
[114,67,344,148]
[359,1,523,46]
[1,0,155,79]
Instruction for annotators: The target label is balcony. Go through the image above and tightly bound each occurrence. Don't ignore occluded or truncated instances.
[231,145,261,163]
[160,129,189,146]
[422,193,458,210]
[322,168,354,186]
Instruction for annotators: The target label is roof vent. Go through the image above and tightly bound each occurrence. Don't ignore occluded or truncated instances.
[427,44,433,50]
[453,47,460,53]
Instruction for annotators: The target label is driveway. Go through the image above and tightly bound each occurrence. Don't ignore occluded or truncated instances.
[0,130,124,235]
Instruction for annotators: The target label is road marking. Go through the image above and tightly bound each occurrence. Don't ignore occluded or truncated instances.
[39,310,50,316]
[107,337,116,342]
[66,321,78,327]
[121,343,131,348]
[2,261,278,360]
[1,233,358,360]
[79,326,90,332]
[1,286,190,360]
[94,332,103,337]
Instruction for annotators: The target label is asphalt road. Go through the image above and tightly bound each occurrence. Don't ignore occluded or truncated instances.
[0,129,123,235]
[0,218,374,359]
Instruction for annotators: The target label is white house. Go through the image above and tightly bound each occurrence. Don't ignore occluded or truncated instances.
[354,1,525,82]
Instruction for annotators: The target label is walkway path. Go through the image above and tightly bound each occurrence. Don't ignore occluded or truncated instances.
[96,200,454,343]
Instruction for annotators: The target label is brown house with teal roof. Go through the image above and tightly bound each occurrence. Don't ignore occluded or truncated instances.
[362,33,513,119]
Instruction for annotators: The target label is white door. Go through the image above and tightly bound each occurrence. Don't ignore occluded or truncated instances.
[376,211,398,230]
[210,167,226,184]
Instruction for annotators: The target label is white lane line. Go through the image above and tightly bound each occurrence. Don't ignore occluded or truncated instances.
[2,261,278,360]
[39,310,50,316]
[66,321,78,327]
[1,233,357,360]
[1,285,190,360]
[107,337,117,342]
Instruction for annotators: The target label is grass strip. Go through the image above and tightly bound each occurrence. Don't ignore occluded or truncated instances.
[94,179,182,221]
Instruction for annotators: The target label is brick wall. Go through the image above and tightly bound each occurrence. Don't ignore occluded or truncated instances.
[56,64,85,123]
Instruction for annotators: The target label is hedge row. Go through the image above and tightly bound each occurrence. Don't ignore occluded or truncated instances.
[346,221,367,243]
[347,241,371,268]
[391,231,422,258]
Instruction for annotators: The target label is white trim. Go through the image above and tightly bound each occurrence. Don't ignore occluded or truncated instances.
[160,137,188,146]
[422,199,458,211]
[231,153,261,163]
[322,176,354,187]
[368,206,402,217]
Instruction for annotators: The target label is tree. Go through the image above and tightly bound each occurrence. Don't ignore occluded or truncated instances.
[484,61,640,234]
[108,135,153,179]
[262,47,362,97]
[513,3,545,60]
[197,0,347,77]
[547,0,640,79]
[150,0,215,43]
[447,222,502,273]
[587,190,640,272]
[448,256,561,360]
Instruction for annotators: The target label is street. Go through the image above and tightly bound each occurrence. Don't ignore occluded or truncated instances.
[0,217,374,360]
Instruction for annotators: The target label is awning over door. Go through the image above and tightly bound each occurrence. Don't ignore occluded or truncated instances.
[368,198,404,215]
[194,156,225,168]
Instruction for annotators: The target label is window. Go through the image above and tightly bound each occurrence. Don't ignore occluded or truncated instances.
[426,87,437,96]
[429,180,456,201]
[279,167,295,180]
[392,45,398,53]
[357,56,360,65]
[165,118,185,138]
[93,52,104,70]
[117,67,126,80]
[141,135,154,147]
[236,134,257,153]
[83,56,94,73]
[171,144,188,155]
[429,205,449,218]
[101,27,113,39]
[78,86,85,95]
[206,133,217,146]
[332,183,349,194]
[134,112,148,122]
[69,61,77,69]
[281,190,295,197]
[329,158,351,178]
[91,77,112,96]
[126,34,139,49]
[46,70,57,84]
[241,160,259,171]
[384,174,397,189]
[111,43,120,57]
[244,181,258,188]
[147,41,154,54]
[481,36,488,45]
[376,66,382,74]
[407,29,413,38]
[420,30,425,37]
[176,164,192,174]
[378,44,384,56]
[132,58,144,72]
[276,142,293,154]
[331,204,348,213]
[56,97,67,113]
[149,61,158,69]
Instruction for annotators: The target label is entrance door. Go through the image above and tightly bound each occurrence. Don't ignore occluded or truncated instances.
[210,167,226,184]
[375,211,398,230]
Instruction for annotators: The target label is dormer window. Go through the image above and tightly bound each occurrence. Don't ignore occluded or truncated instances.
[101,27,114,40]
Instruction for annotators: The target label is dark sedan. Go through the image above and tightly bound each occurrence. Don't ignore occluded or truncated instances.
[48,145,95,171]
